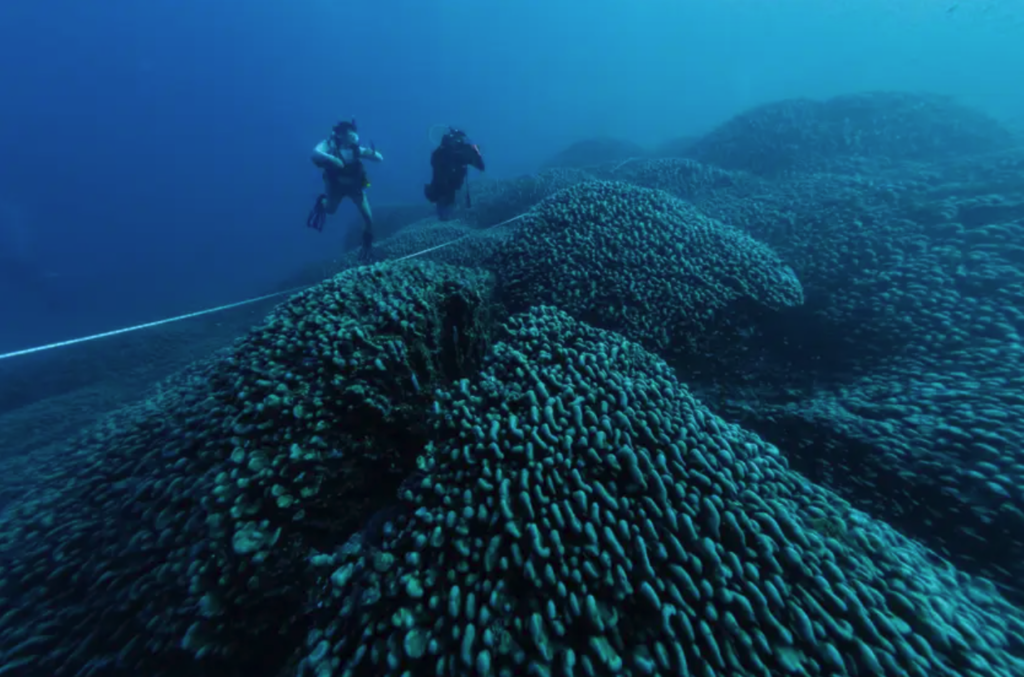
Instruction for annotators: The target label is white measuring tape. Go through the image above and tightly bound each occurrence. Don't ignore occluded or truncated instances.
[0,156,661,364]
[0,211,534,362]
[0,286,309,361]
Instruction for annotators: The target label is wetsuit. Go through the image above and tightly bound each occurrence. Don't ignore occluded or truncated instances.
[424,133,485,220]
[307,129,383,258]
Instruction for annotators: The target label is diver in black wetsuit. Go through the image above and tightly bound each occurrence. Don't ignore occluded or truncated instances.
[424,128,485,221]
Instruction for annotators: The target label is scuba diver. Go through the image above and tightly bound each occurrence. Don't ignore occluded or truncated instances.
[424,128,485,221]
[307,118,384,260]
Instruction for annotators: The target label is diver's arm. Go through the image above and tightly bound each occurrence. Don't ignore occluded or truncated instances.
[359,146,384,162]
[311,140,347,170]
[461,144,485,171]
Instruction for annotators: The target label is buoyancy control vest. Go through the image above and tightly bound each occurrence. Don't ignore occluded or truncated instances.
[326,137,369,189]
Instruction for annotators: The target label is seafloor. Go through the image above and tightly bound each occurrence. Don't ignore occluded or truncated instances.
[2,91,1024,677]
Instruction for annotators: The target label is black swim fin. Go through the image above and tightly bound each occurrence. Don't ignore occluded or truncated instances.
[306,194,327,232]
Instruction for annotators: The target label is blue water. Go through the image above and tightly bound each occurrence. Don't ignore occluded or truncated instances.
[1,0,1021,352]
[3,5,1024,675]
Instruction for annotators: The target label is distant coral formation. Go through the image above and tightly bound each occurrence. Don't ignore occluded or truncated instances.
[3,91,1024,677]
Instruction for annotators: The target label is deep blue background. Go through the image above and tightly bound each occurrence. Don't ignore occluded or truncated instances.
[1,0,1022,354]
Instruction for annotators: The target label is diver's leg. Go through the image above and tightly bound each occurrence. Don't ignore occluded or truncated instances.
[322,177,345,215]
[437,192,455,221]
[356,192,373,234]
[356,191,375,256]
